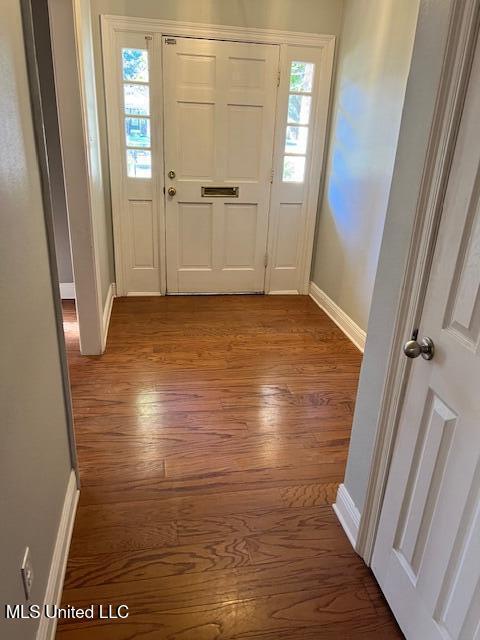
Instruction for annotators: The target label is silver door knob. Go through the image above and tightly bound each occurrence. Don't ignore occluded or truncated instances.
[403,335,434,360]
[167,187,176,197]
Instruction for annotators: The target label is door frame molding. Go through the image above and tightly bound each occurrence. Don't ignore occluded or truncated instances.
[357,0,480,564]
[100,15,335,295]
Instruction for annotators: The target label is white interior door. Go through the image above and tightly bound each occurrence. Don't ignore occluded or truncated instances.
[372,34,480,640]
[163,36,279,293]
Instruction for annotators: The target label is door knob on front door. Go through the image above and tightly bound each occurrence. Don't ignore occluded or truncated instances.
[403,334,435,360]
[167,187,176,197]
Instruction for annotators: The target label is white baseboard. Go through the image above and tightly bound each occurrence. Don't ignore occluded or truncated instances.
[126,291,163,296]
[36,470,79,640]
[268,289,299,295]
[59,282,75,299]
[101,283,116,352]
[333,483,361,551]
[309,282,366,352]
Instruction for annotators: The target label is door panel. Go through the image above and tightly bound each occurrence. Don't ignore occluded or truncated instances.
[177,203,213,268]
[163,37,279,293]
[177,103,215,178]
[223,204,258,267]
[373,34,480,640]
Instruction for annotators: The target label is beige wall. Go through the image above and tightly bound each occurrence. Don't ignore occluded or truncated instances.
[311,0,419,331]
[0,2,74,637]
[89,0,345,284]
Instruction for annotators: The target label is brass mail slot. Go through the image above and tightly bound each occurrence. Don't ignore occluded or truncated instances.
[201,186,239,198]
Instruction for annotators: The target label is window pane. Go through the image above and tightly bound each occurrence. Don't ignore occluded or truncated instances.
[126,149,151,178]
[288,95,311,125]
[122,48,149,82]
[125,117,150,147]
[285,126,308,154]
[283,156,306,182]
[289,61,314,93]
[124,84,150,116]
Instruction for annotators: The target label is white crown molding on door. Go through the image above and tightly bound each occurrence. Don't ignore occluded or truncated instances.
[101,15,335,48]
[309,281,366,352]
[35,470,79,640]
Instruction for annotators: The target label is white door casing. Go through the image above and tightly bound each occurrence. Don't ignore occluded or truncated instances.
[163,37,279,293]
[101,17,335,296]
[372,33,480,640]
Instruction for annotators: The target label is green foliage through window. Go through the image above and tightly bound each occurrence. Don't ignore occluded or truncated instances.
[289,61,314,93]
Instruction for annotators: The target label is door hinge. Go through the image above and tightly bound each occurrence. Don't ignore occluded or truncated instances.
[276,70,281,87]
[270,168,274,183]
[165,37,176,45]
[264,252,269,267]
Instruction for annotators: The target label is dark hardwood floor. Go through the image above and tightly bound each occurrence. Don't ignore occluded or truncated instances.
[57,295,402,639]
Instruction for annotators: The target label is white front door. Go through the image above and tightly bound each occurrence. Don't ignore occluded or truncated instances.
[372,34,480,640]
[162,37,279,293]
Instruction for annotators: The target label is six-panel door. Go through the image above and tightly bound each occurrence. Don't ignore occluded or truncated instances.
[372,34,480,640]
[162,37,279,293]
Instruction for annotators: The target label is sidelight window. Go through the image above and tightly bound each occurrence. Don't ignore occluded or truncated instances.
[122,48,152,178]
[282,61,315,183]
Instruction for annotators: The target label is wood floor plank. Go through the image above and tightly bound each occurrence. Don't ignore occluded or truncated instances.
[64,537,252,588]
[61,558,372,616]
[55,587,385,639]
[78,464,344,505]
[58,295,402,639]
[176,504,342,544]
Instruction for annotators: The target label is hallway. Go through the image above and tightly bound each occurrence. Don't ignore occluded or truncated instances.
[57,295,402,638]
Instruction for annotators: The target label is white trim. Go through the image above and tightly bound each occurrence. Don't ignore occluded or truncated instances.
[101,15,335,47]
[36,470,79,640]
[101,283,116,352]
[126,291,164,297]
[59,282,75,299]
[333,483,361,550]
[309,282,366,352]
[268,290,299,295]
[356,0,480,564]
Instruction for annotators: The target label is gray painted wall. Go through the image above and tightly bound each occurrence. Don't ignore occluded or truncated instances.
[343,0,454,513]
[311,0,419,331]
[0,2,74,637]
[88,0,345,285]
[31,0,74,285]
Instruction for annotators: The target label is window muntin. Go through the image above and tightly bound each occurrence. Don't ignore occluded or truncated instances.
[121,48,151,178]
[282,61,315,183]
